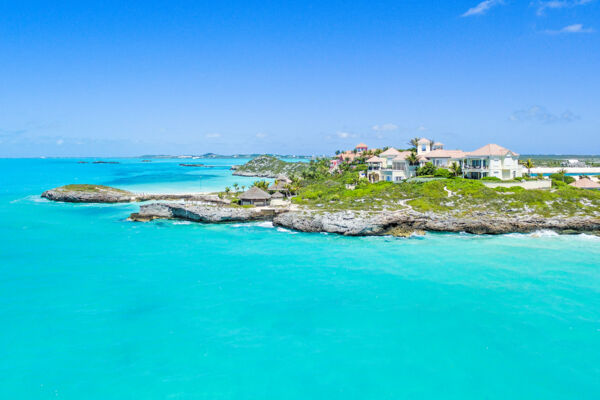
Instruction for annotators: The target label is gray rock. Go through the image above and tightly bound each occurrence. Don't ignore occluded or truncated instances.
[42,185,229,204]
[131,203,283,223]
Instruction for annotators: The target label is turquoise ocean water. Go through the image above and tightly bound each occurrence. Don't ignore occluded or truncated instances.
[1,158,599,399]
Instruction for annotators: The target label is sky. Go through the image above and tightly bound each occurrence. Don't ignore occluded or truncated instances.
[0,0,599,157]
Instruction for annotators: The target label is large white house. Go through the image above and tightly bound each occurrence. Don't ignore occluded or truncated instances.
[463,144,522,180]
[367,147,418,182]
[366,141,522,182]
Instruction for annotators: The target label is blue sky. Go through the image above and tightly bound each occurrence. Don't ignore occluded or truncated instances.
[0,0,598,156]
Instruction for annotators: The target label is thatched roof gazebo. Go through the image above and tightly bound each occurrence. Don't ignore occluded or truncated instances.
[239,186,272,206]
[271,191,284,199]
[268,180,289,193]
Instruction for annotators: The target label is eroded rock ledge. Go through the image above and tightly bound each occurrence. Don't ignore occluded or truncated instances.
[129,203,600,236]
[273,210,600,236]
[42,185,228,204]
[130,203,283,223]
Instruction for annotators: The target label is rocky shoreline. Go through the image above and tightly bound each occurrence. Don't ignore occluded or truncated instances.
[41,186,228,204]
[128,202,600,236]
[42,185,600,236]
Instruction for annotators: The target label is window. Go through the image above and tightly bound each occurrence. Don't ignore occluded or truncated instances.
[421,145,427,152]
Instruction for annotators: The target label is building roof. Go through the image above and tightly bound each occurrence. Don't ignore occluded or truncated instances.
[271,191,284,198]
[467,144,519,157]
[339,151,360,161]
[417,138,431,144]
[433,142,444,147]
[268,181,289,191]
[276,174,291,182]
[355,143,368,148]
[391,151,413,161]
[239,186,271,200]
[366,156,385,163]
[425,149,467,159]
[570,177,600,189]
[379,147,402,157]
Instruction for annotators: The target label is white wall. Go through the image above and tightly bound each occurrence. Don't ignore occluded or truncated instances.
[482,180,552,189]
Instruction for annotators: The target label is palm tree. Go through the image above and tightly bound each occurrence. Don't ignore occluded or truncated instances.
[252,180,269,190]
[408,137,420,149]
[233,183,239,192]
[524,159,534,176]
[449,161,462,177]
[225,186,231,194]
[406,150,419,166]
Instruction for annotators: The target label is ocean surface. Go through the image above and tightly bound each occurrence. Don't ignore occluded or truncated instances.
[1,158,599,399]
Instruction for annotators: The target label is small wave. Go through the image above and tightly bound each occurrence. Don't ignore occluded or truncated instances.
[254,221,274,228]
[576,233,600,241]
[505,230,560,238]
[11,195,49,204]
[276,227,298,234]
[529,230,560,238]
[172,221,192,225]
[410,232,426,238]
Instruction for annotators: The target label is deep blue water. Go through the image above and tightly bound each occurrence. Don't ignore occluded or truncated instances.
[1,158,599,399]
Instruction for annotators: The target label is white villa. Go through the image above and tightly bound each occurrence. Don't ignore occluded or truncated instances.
[366,139,522,182]
[463,143,522,180]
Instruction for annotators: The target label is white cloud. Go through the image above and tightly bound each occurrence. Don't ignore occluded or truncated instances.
[544,23,594,34]
[371,123,398,132]
[205,133,221,138]
[336,131,356,139]
[536,0,594,15]
[255,132,267,139]
[56,139,64,145]
[462,0,504,17]
[417,125,427,131]
[510,106,580,123]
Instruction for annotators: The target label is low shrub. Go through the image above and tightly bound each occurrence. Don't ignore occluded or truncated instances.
[434,168,452,178]
[549,173,575,184]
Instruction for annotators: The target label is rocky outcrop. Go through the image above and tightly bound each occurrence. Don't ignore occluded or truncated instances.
[272,210,600,236]
[231,155,308,178]
[129,203,283,223]
[42,185,137,203]
[42,185,229,204]
[42,185,600,235]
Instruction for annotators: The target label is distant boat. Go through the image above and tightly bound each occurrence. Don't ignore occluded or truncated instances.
[92,161,120,164]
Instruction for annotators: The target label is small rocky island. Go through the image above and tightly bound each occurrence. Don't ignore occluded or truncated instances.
[231,155,309,178]
[42,185,228,204]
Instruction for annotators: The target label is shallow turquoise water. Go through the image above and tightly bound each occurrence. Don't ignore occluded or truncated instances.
[1,158,599,399]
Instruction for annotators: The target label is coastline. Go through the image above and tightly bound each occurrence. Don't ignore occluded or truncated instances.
[128,202,600,236]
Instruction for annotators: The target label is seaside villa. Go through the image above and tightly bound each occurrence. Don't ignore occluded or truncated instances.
[364,140,523,182]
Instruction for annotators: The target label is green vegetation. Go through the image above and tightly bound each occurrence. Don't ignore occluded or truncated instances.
[292,162,600,217]
[252,180,270,190]
[57,184,131,193]
[416,162,436,176]
[234,155,309,177]
[549,172,575,185]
